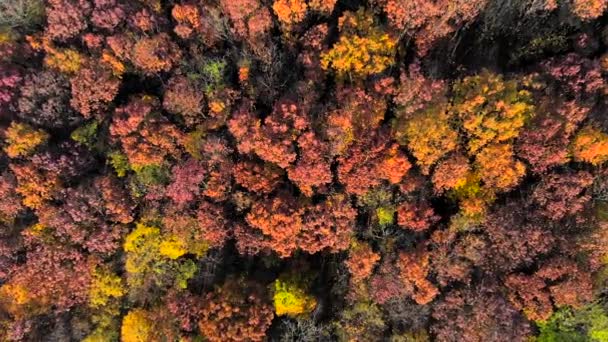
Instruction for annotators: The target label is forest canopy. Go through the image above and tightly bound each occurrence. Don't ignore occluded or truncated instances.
[1,0,608,341]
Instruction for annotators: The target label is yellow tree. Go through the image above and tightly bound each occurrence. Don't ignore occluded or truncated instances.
[273,274,317,317]
[321,9,397,80]
[121,309,152,342]
[4,122,49,158]
[450,70,534,154]
[475,143,526,191]
[394,103,458,174]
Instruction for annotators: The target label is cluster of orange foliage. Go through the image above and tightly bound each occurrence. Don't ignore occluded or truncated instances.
[572,0,608,20]
[199,279,274,342]
[244,194,355,257]
[273,0,308,27]
[338,133,410,195]
[171,4,202,39]
[346,241,381,283]
[132,34,182,74]
[397,249,439,305]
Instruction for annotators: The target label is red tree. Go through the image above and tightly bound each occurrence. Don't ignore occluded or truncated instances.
[288,132,332,196]
[531,170,593,221]
[396,201,439,232]
[431,284,532,342]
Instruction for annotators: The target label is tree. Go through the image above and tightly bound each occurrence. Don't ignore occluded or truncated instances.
[10,161,61,209]
[242,194,355,257]
[345,241,380,283]
[483,203,555,272]
[17,70,82,128]
[378,0,486,55]
[288,132,333,196]
[70,64,120,118]
[326,87,387,155]
[571,126,608,165]
[91,0,125,32]
[273,274,317,317]
[0,0,45,30]
[531,170,593,221]
[199,278,274,342]
[0,65,22,115]
[394,62,447,118]
[110,95,183,171]
[378,144,411,184]
[245,194,303,257]
[321,9,397,79]
[273,0,307,28]
[195,201,231,249]
[35,175,132,236]
[431,154,470,194]
[198,136,234,201]
[537,304,608,341]
[397,248,439,305]
[123,223,199,298]
[394,103,458,174]
[165,158,206,207]
[299,194,356,254]
[132,34,182,74]
[121,309,152,342]
[516,112,571,173]
[0,171,25,223]
[171,3,202,39]
[229,99,309,169]
[160,212,208,260]
[42,42,84,74]
[234,160,283,194]
[334,302,386,341]
[162,76,204,125]
[308,0,336,15]
[45,0,91,41]
[97,176,135,224]
[219,0,273,56]
[431,284,532,342]
[338,133,410,195]
[475,143,526,191]
[542,54,605,99]
[89,265,124,308]
[571,0,607,20]
[164,290,201,333]
[430,229,486,286]
[2,245,92,313]
[396,201,439,232]
[450,70,534,154]
[505,273,554,322]
[506,257,594,322]
[535,257,593,309]
[3,122,48,158]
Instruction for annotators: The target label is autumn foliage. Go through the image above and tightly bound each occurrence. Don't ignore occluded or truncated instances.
[2,1,608,341]
[199,278,274,342]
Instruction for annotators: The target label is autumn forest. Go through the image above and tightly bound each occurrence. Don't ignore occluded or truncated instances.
[1,0,608,341]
